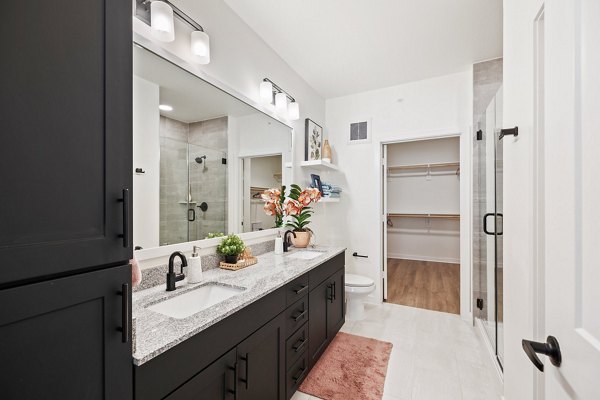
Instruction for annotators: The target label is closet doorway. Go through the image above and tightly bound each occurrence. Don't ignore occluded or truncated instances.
[383,137,461,314]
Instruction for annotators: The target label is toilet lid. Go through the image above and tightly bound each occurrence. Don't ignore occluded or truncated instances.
[345,273,374,287]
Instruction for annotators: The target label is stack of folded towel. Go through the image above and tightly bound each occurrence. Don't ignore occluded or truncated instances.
[319,181,342,199]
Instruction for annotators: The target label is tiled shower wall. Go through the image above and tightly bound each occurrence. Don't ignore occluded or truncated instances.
[472,58,502,320]
[159,116,228,245]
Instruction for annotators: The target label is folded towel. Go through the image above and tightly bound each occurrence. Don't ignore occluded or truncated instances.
[131,257,142,287]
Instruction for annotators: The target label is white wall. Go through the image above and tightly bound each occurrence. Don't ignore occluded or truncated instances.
[386,137,461,264]
[133,76,160,249]
[503,0,544,398]
[324,71,472,317]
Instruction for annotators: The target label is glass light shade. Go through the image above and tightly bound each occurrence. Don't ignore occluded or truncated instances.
[288,101,300,120]
[260,81,273,103]
[190,31,210,64]
[275,92,288,114]
[151,1,175,42]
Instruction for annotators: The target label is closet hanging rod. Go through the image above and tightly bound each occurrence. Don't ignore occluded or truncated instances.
[387,213,460,219]
[387,162,459,171]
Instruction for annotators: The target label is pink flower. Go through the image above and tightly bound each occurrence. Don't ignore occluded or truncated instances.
[307,187,322,202]
[261,188,280,203]
[298,190,312,206]
[263,201,282,216]
[284,198,303,216]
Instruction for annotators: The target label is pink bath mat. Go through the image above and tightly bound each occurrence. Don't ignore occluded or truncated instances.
[299,332,393,400]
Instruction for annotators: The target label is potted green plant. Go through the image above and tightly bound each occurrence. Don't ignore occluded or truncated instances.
[217,234,246,264]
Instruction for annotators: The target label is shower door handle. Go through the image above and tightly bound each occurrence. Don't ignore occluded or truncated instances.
[188,208,196,222]
[483,213,503,236]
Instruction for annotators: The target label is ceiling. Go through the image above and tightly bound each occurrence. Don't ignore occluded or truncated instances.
[224,0,503,98]
[133,45,256,123]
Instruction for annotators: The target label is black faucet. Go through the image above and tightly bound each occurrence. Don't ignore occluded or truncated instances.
[283,230,297,252]
[166,251,187,291]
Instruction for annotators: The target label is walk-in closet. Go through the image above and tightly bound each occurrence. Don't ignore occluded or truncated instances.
[383,137,461,314]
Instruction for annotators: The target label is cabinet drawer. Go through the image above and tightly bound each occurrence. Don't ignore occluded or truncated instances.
[286,273,309,306]
[285,296,308,337]
[286,322,308,371]
[286,350,309,399]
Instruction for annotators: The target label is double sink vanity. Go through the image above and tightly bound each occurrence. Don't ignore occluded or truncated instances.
[133,246,346,400]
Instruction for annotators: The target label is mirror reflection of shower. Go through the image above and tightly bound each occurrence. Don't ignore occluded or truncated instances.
[195,155,207,172]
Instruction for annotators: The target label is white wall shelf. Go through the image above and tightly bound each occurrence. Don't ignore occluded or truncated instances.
[320,197,340,203]
[300,159,339,171]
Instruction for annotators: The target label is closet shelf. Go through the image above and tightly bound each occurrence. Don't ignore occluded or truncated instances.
[387,213,460,219]
[387,161,459,171]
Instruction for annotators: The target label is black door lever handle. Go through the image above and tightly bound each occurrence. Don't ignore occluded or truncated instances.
[522,336,562,372]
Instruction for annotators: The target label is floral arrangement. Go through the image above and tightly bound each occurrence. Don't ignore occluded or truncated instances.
[261,184,321,231]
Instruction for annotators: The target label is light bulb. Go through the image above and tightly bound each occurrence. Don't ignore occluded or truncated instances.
[190,30,210,64]
[288,101,300,120]
[151,1,175,42]
[260,81,273,103]
[275,92,287,114]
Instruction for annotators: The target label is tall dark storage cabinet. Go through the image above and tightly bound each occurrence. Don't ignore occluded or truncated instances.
[0,0,133,399]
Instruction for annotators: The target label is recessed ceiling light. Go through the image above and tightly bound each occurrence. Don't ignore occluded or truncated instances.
[159,104,173,111]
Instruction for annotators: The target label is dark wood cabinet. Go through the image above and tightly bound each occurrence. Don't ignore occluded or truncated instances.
[308,264,345,368]
[0,0,132,287]
[237,313,286,400]
[327,268,346,337]
[165,349,236,400]
[0,265,132,400]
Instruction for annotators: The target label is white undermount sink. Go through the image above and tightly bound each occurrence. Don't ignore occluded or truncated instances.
[147,283,246,319]
[286,250,325,260]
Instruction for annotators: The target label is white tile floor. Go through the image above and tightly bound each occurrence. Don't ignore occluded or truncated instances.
[293,302,503,400]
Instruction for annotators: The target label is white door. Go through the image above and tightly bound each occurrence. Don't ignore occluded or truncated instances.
[532,0,600,397]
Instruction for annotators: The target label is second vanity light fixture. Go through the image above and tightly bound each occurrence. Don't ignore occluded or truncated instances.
[260,78,299,120]
[135,0,210,64]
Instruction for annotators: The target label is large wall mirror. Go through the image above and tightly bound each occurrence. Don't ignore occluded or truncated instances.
[133,44,292,250]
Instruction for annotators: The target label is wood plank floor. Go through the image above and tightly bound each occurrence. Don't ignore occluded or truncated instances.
[386,259,460,314]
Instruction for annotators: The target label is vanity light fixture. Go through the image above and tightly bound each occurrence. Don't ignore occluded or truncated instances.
[260,81,274,103]
[159,104,173,111]
[135,0,211,64]
[288,101,300,120]
[150,1,175,42]
[260,78,299,120]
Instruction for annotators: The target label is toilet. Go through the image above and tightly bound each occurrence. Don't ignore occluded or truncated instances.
[345,273,376,321]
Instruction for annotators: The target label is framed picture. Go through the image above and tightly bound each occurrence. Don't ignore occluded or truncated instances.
[305,118,323,161]
[311,174,323,195]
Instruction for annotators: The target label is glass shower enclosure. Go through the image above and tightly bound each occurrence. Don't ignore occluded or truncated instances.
[473,87,504,369]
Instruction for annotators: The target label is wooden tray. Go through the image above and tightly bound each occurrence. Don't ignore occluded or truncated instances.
[219,256,258,271]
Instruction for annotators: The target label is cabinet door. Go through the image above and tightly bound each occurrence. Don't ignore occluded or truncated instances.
[237,313,285,400]
[327,269,345,337]
[0,0,132,286]
[308,278,332,367]
[0,265,132,400]
[165,349,236,400]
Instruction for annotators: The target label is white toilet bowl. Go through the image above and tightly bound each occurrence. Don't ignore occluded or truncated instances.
[345,273,375,321]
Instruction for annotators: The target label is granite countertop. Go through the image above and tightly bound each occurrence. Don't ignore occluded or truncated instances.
[132,246,346,366]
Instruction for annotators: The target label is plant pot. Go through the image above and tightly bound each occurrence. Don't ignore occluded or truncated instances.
[225,254,238,264]
[291,230,311,248]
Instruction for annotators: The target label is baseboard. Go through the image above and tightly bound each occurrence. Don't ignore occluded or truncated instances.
[475,318,504,386]
[387,253,460,264]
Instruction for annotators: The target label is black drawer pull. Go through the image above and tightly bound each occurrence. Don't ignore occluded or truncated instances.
[293,367,307,384]
[292,309,307,322]
[293,338,307,353]
[227,365,236,396]
[118,283,130,343]
[327,283,334,303]
[294,285,308,295]
[240,353,249,389]
[118,189,130,248]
